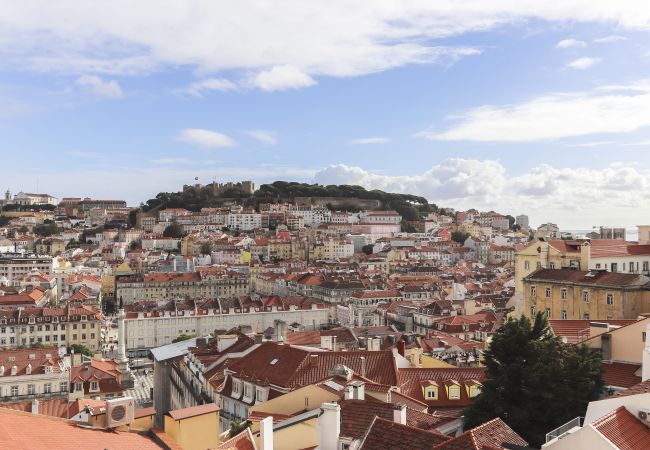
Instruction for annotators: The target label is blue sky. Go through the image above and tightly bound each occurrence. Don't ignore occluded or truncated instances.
[1,2,650,229]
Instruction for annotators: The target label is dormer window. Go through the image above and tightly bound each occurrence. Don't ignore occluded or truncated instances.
[10,365,17,376]
[425,386,438,400]
[25,364,32,375]
[448,385,461,400]
[90,381,99,391]
[75,383,83,392]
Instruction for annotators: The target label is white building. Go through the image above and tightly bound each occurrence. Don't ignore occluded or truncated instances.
[227,213,262,231]
[12,192,57,206]
[124,300,328,350]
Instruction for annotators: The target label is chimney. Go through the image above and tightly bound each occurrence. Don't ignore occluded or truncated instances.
[309,354,319,367]
[318,403,340,450]
[196,337,207,347]
[31,398,39,415]
[350,380,365,400]
[397,340,405,357]
[643,324,650,382]
[344,385,353,400]
[360,356,366,378]
[393,403,406,425]
[260,416,273,450]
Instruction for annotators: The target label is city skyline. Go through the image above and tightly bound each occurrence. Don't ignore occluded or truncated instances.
[1,3,650,228]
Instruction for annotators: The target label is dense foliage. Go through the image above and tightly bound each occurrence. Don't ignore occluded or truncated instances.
[451,230,470,244]
[172,333,198,343]
[163,222,184,238]
[464,313,603,447]
[141,181,440,221]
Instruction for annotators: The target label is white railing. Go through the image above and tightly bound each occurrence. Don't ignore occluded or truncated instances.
[545,417,582,443]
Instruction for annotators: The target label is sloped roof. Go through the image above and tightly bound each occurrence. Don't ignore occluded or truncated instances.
[592,406,650,450]
[359,416,450,450]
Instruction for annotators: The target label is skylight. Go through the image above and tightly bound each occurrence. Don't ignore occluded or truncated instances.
[269,358,279,365]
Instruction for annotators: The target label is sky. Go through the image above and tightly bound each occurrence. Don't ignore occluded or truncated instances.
[1,2,650,229]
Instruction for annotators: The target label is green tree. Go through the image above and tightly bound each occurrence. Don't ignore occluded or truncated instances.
[34,221,59,236]
[163,222,184,238]
[200,242,213,254]
[68,344,94,357]
[451,230,470,244]
[128,209,139,228]
[464,314,602,447]
[172,333,198,343]
[18,225,29,234]
[228,420,250,438]
[66,239,81,250]
[361,244,374,255]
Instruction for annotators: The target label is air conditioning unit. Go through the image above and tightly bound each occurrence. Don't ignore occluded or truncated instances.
[106,397,135,428]
[638,409,650,422]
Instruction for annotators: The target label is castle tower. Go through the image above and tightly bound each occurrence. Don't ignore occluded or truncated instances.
[4,189,10,201]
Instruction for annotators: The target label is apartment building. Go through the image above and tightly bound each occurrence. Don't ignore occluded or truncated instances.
[124,296,328,350]
[0,305,102,351]
[115,270,250,304]
[0,347,69,403]
[0,254,53,281]
[523,268,650,320]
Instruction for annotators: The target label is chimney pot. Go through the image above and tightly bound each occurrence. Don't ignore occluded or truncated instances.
[310,354,319,367]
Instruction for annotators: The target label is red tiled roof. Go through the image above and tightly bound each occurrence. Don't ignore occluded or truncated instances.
[359,416,450,450]
[613,380,650,398]
[216,428,256,450]
[591,406,650,450]
[525,268,645,287]
[602,362,641,389]
[548,319,638,344]
[0,408,163,449]
[433,417,527,449]
[399,368,486,408]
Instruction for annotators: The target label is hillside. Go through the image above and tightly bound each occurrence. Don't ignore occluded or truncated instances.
[141,181,439,221]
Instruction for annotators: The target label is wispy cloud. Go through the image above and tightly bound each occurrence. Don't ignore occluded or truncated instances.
[593,35,628,43]
[74,75,123,98]
[177,128,237,148]
[246,130,278,145]
[174,78,237,97]
[416,79,650,142]
[151,158,194,165]
[556,38,587,49]
[350,137,391,145]
[566,57,602,70]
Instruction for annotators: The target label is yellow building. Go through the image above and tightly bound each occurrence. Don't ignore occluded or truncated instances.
[164,403,220,450]
[458,222,481,238]
[523,268,650,320]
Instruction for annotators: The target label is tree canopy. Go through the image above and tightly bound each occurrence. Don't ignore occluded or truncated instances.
[451,230,470,244]
[163,222,184,238]
[464,313,603,447]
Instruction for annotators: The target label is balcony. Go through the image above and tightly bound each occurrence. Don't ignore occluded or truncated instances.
[170,363,204,405]
[545,417,582,444]
[0,391,67,403]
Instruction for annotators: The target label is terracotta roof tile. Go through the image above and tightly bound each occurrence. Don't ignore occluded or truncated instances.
[591,406,650,450]
[602,362,642,389]
[433,417,527,450]
[359,416,450,450]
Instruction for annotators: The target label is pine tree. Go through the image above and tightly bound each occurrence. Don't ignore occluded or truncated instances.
[464,313,602,447]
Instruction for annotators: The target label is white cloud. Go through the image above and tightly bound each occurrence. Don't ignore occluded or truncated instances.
[417,79,650,142]
[350,137,391,144]
[2,2,648,82]
[74,74,123,98]
[556,38,587,49]
[566,57,602,70]
[175,78,237,97]
[593,35,628,43]
[151,158,194,165]
[246,130,278,145]
[177,128,237,148]
[248,66,316,91]
[314,159,650,228]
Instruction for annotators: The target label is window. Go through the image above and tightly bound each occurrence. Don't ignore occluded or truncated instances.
[426,388,438,399]
[90,381,98,391]
[11,386,18,396]
[545,308,551,319]
[561,288,567,300]
[44,383,51,394]
[630,262,635,273]
[611,263,618,272]
[595,264,601,269]
[561,310,567,320]
[27,384,35,395]
[582,291,590,303]
[549,262,556,269]
[606,293,614,305]
[545,287,551,298]
[469,385,481,398]
[530,286,536,297]
[448,386,460,400]
[583,313,590,320]
[60,382,68,392]
[531,305,536,316]
[75,383,82,392]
